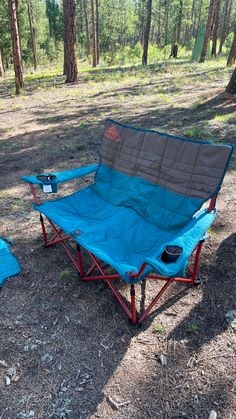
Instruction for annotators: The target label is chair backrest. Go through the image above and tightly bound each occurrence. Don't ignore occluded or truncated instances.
[93,119,233,230]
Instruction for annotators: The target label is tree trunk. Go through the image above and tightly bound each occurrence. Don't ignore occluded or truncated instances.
[218,0,231,54]
[196,0,203,34]
[91,0,97,67]
[156,0,161,45]
[8,0,24,94]
[63,0,78,83]
[28,1,38,70]
[95,0,99,65]
[226,67,236,94]
[142,0,152,66]
[79,0,83,34]
[164,0,169,45]
[176,0,183,44]
[199,0,215,63]
[0,48,5,79]
[83,0,90,57]
[227,27,236,66]
[139,0,145,45]
[211,0,220,58]
[189,0,196,37]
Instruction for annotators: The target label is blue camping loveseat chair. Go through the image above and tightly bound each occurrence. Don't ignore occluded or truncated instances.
[22,119,233,324]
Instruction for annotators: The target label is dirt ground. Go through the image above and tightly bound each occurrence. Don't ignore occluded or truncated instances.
[0,61,236,419]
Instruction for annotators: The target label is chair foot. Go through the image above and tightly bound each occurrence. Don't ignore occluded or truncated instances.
[128,318,139,326]
[194,276,204,286]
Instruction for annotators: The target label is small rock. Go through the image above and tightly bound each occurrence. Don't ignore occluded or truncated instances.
[0,360,8,368]
[14,374,21,383]
[159,354,167,366]
[5,376,11,386]
[8,367,17,381]
[208,410,217,419]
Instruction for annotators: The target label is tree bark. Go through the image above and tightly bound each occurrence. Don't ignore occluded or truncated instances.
[189,0,196,37]
[0,48,5,79]
[218,0,231,54]
[63,0,78,83]
[211,0,220,58]
[8,0,24,94]
[157,0,161,45]
[227,27,236,66]
[226,67,236,94]
[199,0,215,63]
[142,0,152,65]
[91,0,97,67]
[176,0,183,44]
[164,0,169,45]
[28,1,38,70]
[83,0,90,57]
[139,0,145,45]
[95,0,99,64]
[196,0,203,34]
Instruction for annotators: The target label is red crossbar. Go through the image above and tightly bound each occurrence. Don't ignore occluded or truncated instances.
[28,184,206,325]
[35,215,204,324]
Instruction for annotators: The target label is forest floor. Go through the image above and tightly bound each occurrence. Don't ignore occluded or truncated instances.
[0,60,236,419]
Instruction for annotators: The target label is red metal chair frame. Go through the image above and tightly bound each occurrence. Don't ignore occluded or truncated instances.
[29,184,216,325]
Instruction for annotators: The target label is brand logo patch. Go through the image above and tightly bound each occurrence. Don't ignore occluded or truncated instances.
[105,124,121,143]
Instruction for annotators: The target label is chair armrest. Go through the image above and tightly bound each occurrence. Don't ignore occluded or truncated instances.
[145,209,216,278]
[21,164,99,185]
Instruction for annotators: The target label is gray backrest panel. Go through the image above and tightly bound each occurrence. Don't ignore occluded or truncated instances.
[100,119,233,200]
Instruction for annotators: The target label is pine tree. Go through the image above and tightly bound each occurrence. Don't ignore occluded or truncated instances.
[91,0,97,67]
[142,0,152,65]
[199,0,215,63]
[8,0,24,94]
[227,27,236,66]
[0,47,5,78]
[63,0,78,83]
[27,1,38,70]
[226,68,236,94]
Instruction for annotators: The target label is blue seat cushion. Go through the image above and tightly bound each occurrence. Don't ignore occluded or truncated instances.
[34,180,215,283]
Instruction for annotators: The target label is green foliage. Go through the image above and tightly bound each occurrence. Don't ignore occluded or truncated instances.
[183,127,211,140]
[0,0,11,62]
[1,0,235,73]
[60,268,72,280]
[225,32,235,50]
[225,310,236,331]
[154,322,165,333]
[186,322,199,334]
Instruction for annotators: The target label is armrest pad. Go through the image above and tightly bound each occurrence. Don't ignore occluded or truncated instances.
[21,164,99,185]
[145,209,216,277]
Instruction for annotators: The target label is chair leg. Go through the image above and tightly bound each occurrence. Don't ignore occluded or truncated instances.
[191,241,204,284]
[76,244,84,276]
[130,284,137,324]
[40,214,47,245]
[138,278,173,324]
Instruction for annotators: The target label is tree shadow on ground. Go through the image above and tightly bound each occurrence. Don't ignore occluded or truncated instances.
[168,233,236,352]
[0,227,195,418]
[1,82,235,417]
[0,59,229,99]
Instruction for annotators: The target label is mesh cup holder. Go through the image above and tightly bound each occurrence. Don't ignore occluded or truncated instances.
[36,174,57,183]
[161,245,183,263]
[36,174,58,193]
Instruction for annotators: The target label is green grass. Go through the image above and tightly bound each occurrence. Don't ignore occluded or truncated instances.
[0,190,11,199]
[60,268,72,280]
[154,322,165,333]
[183,127,213,140]
[214,113,235,123]
[186,322,199,334]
